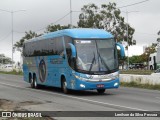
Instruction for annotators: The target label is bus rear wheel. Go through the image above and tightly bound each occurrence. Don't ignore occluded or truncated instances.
[33,75,39,89]
[97,89,105,94]
[62,78,69,94]
[30,75,34,88]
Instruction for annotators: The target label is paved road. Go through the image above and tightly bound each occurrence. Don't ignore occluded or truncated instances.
[0,73,160,119]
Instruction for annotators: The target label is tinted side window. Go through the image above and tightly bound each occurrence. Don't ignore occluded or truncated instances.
[24,42,32,57]
[24,37,64,57]
[23,44,26,56]
[55,37,64,55]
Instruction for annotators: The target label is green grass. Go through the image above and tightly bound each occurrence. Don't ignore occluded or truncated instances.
[121,81,160,91]
[0,69,23,75]
[120,70,154,75]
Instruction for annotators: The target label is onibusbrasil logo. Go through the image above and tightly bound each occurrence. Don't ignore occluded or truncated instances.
[39,59,46,82]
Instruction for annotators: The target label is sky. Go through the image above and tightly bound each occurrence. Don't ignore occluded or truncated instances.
[0,0,160,63]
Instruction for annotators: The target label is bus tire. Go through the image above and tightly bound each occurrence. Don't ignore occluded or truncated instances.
[62,78,69,94]
[33,75,39,89]
[150,65,153,70]
[97,89,105,94]
[30,74,34,88]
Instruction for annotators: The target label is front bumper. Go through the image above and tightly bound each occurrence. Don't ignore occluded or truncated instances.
[69,78,120,90]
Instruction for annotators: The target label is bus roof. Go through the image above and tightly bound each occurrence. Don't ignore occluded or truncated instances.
[25,28,113,43]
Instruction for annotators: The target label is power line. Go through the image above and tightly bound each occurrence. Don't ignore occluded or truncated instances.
[72,11,81,13]
[135,32,157,36]
[0,32,11,42]
[13,30,26,34]
[114,0,130,5]
[52,12,70,25]
[35,12,70,32]
[8,12,71,33]
[0,9,11,13]
[39,0,149,32]
[118,0,149,8]
[3,11,74,34]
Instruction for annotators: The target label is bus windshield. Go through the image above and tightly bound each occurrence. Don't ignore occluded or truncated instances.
[74,39,118,74]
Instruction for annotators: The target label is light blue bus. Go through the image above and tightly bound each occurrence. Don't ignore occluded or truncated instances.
[23,28,125,94]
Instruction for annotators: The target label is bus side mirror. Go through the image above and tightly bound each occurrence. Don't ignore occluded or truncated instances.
[116,43,125,58]
[68,43,76,58]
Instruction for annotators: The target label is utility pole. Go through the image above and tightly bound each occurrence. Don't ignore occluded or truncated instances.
[11,11,13,68]
[0,9,25,69]
[118,0,149,69]
[70,0,72,28]
[126,10,129,69]
[122,10,139,69]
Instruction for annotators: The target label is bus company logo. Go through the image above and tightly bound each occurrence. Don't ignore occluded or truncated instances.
[99,75,108,78]
[39,59,46,83]
[86,75,93,79]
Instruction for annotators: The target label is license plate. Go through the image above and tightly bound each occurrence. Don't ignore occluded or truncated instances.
[97,84,104,88]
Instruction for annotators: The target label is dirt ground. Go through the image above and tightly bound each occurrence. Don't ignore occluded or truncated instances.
[0,99,54,120]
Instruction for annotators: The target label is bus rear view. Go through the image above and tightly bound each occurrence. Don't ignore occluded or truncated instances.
[23,28,125,94]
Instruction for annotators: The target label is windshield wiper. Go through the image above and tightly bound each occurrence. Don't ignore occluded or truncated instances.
[89,52,96,72]
[97,51,111,72]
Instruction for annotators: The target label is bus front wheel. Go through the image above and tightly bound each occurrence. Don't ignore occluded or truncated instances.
[150,65,153,70]
[97,89,105,94]
[62,78,69,94]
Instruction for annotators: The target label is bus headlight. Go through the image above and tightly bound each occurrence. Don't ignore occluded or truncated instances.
[74,74,89,81]
[110,73,119,80]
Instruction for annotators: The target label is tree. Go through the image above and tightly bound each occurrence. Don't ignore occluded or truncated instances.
[78,3,135,45]
[140,44,157,64]
[129,55,144,64]
[140,53,148,64]
[13,31,41,52]
[0,54,12,64]
[145,44,157,55]
[45,24,72,33]
[157,30,160,42]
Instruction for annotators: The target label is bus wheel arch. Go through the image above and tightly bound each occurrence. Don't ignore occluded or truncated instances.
[61,75,69,94]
